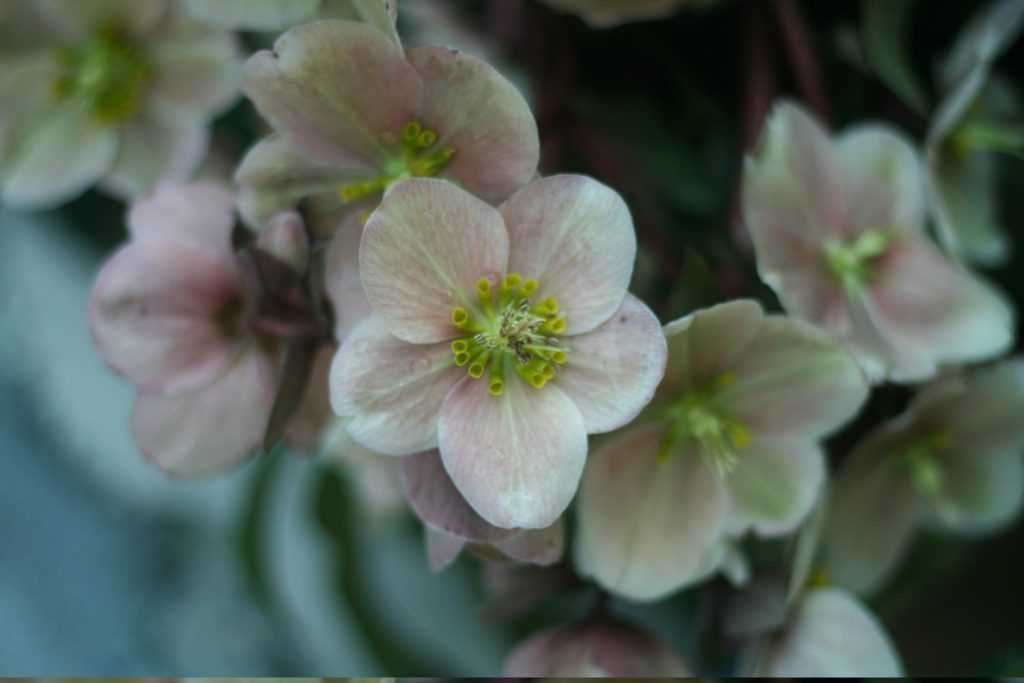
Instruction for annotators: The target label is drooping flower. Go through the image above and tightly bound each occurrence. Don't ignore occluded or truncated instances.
[574,299,867,601]
[822,358,1024,595]
[541,0,710,28]
[236,19,539,237]
[924,0,1024,265]
[503,619,690,676]
[329,174,667,529]
[743,100,1014,383]
[0,0,241,209]
[90,182,331,475]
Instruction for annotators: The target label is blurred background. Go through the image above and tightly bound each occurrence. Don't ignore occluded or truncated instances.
[2,0,1024,675]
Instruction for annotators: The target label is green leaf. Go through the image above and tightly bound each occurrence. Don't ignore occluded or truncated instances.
[862,0,929,114]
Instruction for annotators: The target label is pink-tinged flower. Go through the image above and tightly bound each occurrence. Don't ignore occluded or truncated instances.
[925,0,1024,265]
[743,101,1014,383]
[236,19,538,237]
[574,299,867,601]
[541,0,709,28]
[0,0,241,209]
[504,619,690,676]
[185,0,400,46]
[822,359,1024,595]
[402,450,565,572]
[90,182,329,475]
[329,175,666,529]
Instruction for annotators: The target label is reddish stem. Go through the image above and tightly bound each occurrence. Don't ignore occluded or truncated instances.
[772,0,832,124]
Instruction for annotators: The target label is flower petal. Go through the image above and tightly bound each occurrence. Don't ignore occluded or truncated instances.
[502,174,636,335]
[940,359,1024,455]
[329,314,462,455]
[360,178,509,343]
[555,293,666,433]
[1,105,118,210]
[132,346,276,477]
[184,0,320,31]
[243,20,420,167]
[407,46,539,204]
[757,588,903,676]
[100,117,209,199]
[723,437,825,537]
[489,518,565,566]
[324,211,372,343]
[400,450,515,543]
[36,0,165,39]
[722,315,868,439]
[934,450,1024,533]
[146,29,242,124]
[870,235,1014,368]
[438,373,587,529]
[127,180,236,250]
[574,425,728,601]
[89,239,243,393]
[424,527,466,572]
[661,299,764,397]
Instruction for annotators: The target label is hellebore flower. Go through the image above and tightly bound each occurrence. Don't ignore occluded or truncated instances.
[90,182,330,475]
[237,19,539,236]
[329,175,667,529]
[925,0,1024,265]
[574,299,867,601]
[402,450,565,572]
[0,0,241,208]
[504,619,690,676]
[743,101,1014,383]
[822,358,1024,595]
[540,0,707,28]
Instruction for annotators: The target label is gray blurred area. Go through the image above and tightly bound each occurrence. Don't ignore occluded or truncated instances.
[0,209,507,675]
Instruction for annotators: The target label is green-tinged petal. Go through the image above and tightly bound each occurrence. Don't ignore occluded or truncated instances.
[927,147,1007,265]
[36,0,165,39]
[100,116,208,199]
[933,451,1024,534]
[940,0,1024,89]
[574,424,728,601]
[724,437,825,537]
[2,104,118,210]
[936,358,1024,455]
[146,29,242,124]
[0,53,59,165]
[184,0,320,31]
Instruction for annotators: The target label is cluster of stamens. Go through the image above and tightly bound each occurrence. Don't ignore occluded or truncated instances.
[449,273,568,397]
[823,229,891,293]
[339,120,456,202]
[899,429,952,499]
[657,373,752,476]
[50,23,150,125]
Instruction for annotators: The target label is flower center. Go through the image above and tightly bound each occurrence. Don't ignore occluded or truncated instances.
[899,429,952,499]
[448,273,567,397]
[658,373,751,476]
[823,229,890,292]
[50,22,150,126]
[338,120,456,203]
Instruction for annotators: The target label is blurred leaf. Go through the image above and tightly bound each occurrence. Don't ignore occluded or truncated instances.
[235,445,284,611]
[862,0,929,114]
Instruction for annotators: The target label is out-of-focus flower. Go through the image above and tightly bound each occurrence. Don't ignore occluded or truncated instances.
[743,101,1014,383]
[401,450,565,571]
[924,0,1024,265]
[0,0,241,209]
[574,299,867,601]
[237,19,539,237]
[503,619,689,676]
[90,182,330,475]
[185,0,400,46]
[541,0,710,28]
[320,417,407,522]
[330,175,666,529]
[822,358,1024,595]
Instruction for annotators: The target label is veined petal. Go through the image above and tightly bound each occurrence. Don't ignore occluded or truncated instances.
[501,174,636,335]
[146,29,242,124]
[757,588,903,676]
[1,104,118,210]
[89,239,242,394]
[408,46,539,204]
[184,0,321,31]
[401,450,515,543]
[438,373,587,530]
[360,178,509,343]
[132,346,276,477]
[661,299,764,397]
[723,437,825,537]
[127,180,236,250]
[556,294,666,434]
[329,315,462,455]
[870,235,1014,368]
[101,117,208,199]
[722,316,868,439]
[574,425,728,601]
[243,20,420,167]
[324,211,372,343]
